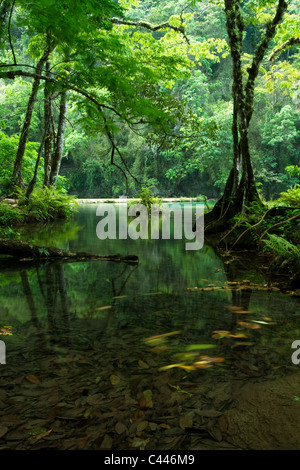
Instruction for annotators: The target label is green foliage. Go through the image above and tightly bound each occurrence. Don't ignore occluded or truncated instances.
[0,132,40,195]
[278,185,300,206]
[0,203,24,227]
[136,186,162,211]
[0,0,299,202]
[17,188,77,222]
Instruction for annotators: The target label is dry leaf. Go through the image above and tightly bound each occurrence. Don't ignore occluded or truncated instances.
[35,429,52,440]
[0,425,8,438]
[115,422,127,435]
[25,374,41,384]
[179,413,193,429]
[138,360,149,369]
[110,374,121,385]
[238,321,261,329]
[137,421,148,433]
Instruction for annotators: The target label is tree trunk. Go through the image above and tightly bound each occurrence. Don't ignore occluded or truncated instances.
[202,0,287,234]
[25,129,47,200]
[11,36,55,191]
[49,89,69,188]
[43,61,54,187]
[0,238,138,263]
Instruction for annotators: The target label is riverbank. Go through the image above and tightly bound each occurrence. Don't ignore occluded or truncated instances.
[75,197,208,204]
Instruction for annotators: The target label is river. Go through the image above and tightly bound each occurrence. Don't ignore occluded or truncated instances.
[0,203,300,450]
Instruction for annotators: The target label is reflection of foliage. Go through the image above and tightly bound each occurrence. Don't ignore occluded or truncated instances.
[143,330,224,372]
[19,219,83,248]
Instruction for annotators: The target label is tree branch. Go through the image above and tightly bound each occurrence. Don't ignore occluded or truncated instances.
[111,17,190,44]
[259,212,300,244]
[244,0,288,124]
[269,36,300,62]
[8,0,16,65]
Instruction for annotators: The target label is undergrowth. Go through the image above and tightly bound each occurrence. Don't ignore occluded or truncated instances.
[0,188,77,230]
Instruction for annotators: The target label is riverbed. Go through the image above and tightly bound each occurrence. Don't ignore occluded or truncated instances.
[0,203,299,450]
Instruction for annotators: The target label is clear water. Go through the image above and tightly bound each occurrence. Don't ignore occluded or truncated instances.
[0,204,299,449]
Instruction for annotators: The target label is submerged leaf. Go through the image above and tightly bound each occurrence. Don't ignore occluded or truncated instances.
[141,389,153,409]
[110,374,121,385]
[194,361,213,368]
[25,374,41,384]
[237,321,261,329]
[198,355,225,363]
[185,344,216,351]
[144,331,181,342]
[158,363,183,371]
[231,342,254,348]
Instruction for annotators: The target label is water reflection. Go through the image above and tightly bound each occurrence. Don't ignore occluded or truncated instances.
[0,204,300,449]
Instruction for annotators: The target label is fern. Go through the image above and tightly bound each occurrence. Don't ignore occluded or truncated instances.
[263,233,300,259]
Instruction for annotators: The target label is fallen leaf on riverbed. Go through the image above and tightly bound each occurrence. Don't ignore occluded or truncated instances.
[140,390,153,409]
[212,330,248,339]
[138,360,149,369]
[198,355,225,363]
[237,321,261,329]
[231,342,254,348]
[179,413,193,429]
[185,344,216,351]
[25,374,41,384]
[34,429,52,440]
[144,331,181,342]
[110,374,121,385]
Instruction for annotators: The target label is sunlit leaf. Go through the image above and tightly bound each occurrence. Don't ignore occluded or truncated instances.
[144,331,181,342]
[198,355,225,363]
[212,330,231,338]
[158,363,183,371]
[237,321,261,329]
[230,332,248,338]
[194,361,213,368]
[185,344,216,351]
[250,320,275,325]
[177,365,196,371]
[0,326,12,335]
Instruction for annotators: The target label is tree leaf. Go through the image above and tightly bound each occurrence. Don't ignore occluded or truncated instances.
[185,344,216,351]
[25,374,41,384]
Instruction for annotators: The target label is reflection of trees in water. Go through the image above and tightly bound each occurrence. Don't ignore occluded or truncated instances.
[17,260,139,349]
[19,263,72,350]
[222,255,297,381]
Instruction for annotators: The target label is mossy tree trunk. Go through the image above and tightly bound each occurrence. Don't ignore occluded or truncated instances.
[205,0,288,233]
[48,89,69,188]
[43,61,54,188]
[11,36,55,191]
